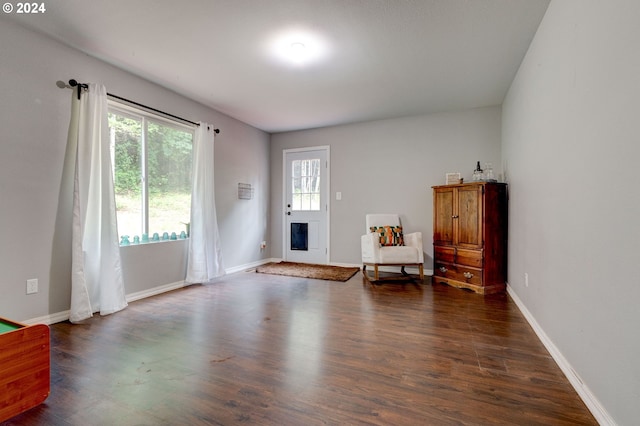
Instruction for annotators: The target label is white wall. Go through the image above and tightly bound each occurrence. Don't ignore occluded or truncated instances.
[0,18,271,322]
[502,0,640,423]
[270,107,502,267]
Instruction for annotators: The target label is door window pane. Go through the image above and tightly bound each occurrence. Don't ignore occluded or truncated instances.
[310,193,320,211]
[291,159,321,211]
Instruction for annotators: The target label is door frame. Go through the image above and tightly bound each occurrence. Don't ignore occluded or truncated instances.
[282,146,330,264]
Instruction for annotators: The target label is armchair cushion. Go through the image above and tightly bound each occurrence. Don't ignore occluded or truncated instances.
[369,225,404,246]
[378,245,421,263]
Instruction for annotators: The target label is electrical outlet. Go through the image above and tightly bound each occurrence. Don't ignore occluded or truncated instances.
[524,273,529,287]
[260,241,267,249]
[26,278,38,294]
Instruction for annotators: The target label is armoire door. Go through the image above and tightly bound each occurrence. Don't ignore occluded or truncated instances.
[433,187,455,246]
[456,184,483,248]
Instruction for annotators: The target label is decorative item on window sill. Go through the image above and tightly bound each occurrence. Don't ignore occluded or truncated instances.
[238,183,253,200]
[119,230,188,246]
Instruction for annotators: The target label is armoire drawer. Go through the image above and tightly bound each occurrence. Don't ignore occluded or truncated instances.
[434,246,483,268]
[434,246,455,263]
[455,249,483,268]
[434,262,483,286]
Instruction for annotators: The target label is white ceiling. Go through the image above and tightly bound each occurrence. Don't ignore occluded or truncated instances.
[7,0,550,133]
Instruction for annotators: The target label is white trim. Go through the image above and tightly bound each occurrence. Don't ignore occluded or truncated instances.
[22,310,71,326]
[282,145,331,264]
[507,284,615,426]
[224,258,282,274]
[326,146,331,262]
[125,280,188,303]
[329,262,362,269]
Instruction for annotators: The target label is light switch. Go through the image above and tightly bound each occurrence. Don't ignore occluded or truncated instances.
[336,192,342,200]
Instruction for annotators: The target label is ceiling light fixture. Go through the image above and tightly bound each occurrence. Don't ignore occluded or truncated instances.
[289,42,307,62]
[267,29,329,67]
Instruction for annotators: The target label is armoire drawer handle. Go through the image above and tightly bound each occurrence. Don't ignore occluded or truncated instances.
[463,272,474,279]
[439,266,448,273]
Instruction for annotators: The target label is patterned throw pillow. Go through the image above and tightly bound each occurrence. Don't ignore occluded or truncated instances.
[370,226,404,246]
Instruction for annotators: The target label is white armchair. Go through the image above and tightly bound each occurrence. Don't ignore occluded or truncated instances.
[361,214,424,281]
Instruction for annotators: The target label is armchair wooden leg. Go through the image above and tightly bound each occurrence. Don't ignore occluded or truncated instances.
[363,264,423,282]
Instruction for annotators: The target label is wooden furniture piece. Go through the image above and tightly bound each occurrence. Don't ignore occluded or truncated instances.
[0,317,50,422]
[432,182,507,294]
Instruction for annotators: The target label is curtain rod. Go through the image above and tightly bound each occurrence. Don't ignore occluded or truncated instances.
[63,79,220,134]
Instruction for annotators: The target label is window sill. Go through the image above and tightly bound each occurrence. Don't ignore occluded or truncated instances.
[120,237,189,247]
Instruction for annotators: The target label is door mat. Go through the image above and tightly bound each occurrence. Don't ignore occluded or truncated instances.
[255,262,360,282]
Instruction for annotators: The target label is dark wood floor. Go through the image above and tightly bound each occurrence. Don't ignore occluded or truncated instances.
[3,271,596,425]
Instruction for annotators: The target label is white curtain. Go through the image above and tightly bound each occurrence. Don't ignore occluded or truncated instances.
[185,123,225,283]
[68,83,127,322]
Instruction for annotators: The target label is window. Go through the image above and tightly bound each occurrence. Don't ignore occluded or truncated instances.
[291,158,321,211]
[108,103,194,244]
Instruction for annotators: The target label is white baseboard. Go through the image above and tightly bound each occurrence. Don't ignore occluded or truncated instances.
[22,310,71,326]
[224,258,282,274]
[126,280,188,303]
[328,261,361,268]
[507,284,615,426]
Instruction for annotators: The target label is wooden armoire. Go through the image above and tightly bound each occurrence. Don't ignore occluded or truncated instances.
[432,182,507,294]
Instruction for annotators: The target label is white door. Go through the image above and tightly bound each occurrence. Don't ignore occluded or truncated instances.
[284,147,329,264]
